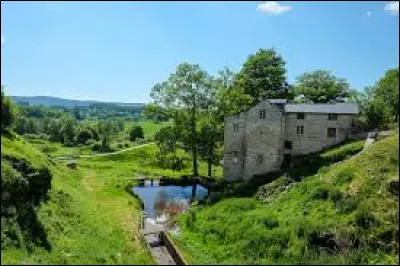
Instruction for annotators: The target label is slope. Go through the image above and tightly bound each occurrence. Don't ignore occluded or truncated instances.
[1,133,154,264]
[173,134,399,265]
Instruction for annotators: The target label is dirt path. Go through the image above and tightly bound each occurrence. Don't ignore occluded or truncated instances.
[56,142,154,160]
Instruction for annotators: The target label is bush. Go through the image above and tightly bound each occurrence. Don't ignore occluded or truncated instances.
[329,189,343,204]
[335,196,357,214]
[41,145,58,154]
[76,129,93,145]
[129,125,144,141]
[92,143,102,151]
[311,187,330,200]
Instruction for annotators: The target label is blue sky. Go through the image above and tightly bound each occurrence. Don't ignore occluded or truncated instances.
[1,1,399,103]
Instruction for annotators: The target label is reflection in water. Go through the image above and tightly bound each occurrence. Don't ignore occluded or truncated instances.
[132,182,208,223]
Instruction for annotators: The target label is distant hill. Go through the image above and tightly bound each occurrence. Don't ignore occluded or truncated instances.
[11,96,145,109]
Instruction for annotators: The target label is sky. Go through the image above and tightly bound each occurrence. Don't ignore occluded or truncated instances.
[1,1,399,103]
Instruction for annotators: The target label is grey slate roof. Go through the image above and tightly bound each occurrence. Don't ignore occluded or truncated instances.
[284,103,359,114]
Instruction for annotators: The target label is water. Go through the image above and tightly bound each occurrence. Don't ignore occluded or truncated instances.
[132,180,208,220]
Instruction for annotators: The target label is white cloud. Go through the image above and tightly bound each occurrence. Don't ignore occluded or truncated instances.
[1,35,5,45]
[256,1,292,15]
[384,1,399,15]
[366,11,372,17]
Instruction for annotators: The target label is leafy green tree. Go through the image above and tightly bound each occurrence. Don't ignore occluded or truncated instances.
[233,48,289,104]
[364,98,391,129]
[1,87,16,133]
[15,117,28,135]
[26,118,39,134]
[76,129,93,144]
[212,67,253,122]
[48,119,63,142]
[73,106,83,121]
[292,70,351,103]
[197,122,223,177]
[129,125,144,141]
[60,116,77,145]
[373,68,399,122]
[150,62,212,177]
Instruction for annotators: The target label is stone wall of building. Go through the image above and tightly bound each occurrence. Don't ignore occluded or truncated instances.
[243,101,284,181]
[284,113,353,155]
[223,112,246,181]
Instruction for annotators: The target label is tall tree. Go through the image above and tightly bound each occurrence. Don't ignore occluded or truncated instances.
[1,86,16,133]
[374,68,399,122]
[234,48,289,104]
[292,70,351,103]
[150,63,211,177]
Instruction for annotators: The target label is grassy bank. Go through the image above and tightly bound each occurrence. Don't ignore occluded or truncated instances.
[1,134,154,264]
[172,135,399,265]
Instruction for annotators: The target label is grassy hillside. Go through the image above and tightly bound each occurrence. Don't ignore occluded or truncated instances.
[172,135,399,265]
[79,143,223,180]
[1,133,154,264]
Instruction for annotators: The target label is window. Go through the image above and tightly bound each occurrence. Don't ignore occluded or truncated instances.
[236,114,240,119]
[257,154,263,165]
[296,125,304,135]
[234,124,239,133]
[297,113,305,120]
[284,141,292,150]
[259,109,266,119]
[260,131,263,137]
[327,128,336,138]
[328,114,338,121]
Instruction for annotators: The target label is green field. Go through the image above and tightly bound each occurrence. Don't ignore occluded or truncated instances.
[171,135,399,265]
[1,134,154,264]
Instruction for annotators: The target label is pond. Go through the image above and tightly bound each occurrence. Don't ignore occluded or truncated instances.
[132,180,208,223]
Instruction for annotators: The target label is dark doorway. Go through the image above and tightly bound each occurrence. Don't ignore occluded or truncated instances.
[282,154,292,169]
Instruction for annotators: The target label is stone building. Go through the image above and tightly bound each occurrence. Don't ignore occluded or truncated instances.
[223,99,359,182]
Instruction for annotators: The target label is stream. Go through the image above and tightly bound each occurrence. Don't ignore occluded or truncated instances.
[132,180,208,224]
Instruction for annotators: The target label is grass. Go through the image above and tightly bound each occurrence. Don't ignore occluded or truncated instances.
[172,134,399,265]
[1,134,154,264]
[79,143,223,180]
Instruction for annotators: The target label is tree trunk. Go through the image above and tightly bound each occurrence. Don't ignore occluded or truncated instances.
[191,97,198,177]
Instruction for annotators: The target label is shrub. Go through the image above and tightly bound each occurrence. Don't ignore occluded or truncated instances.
[311,187,330,200]
[335,196,357,214]
[129,125,144,141]
[92,143,102,151]
[329,189,343,204]
[76,129,93,145]
[41,145,58,154]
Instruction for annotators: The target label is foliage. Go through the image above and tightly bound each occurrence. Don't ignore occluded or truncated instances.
[76,129,94,145]
[1,87,17,133]
[150,62,212,176]
[373,68,399,122]
[129,125,144,142]
[233,48,290,105]
[292,70,351,103]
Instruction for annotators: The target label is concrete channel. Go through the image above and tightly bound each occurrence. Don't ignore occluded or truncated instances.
[139,212,187,265]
